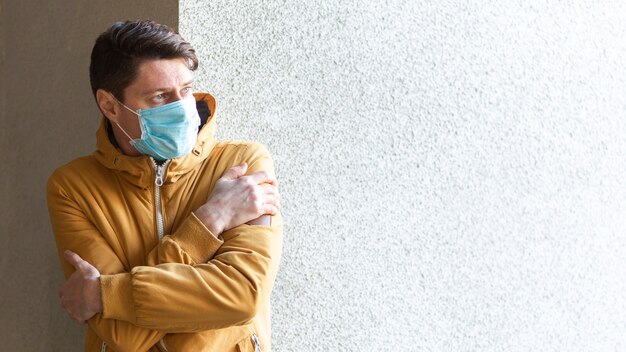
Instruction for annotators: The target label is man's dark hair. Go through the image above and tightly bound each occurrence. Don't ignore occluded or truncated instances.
[89,20,198,102]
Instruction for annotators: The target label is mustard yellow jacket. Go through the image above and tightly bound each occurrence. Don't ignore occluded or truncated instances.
[47,93,283,352]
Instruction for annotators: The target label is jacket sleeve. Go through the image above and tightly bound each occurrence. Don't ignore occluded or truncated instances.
[47,180,223,351]
[144,212,224,266]
[98,144,284,332]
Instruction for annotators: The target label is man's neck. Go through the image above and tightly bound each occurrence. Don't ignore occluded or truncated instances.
[105,119,122,150]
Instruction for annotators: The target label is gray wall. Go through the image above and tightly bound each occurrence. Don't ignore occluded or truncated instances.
[182,1,626,351]
[0,1,177,350]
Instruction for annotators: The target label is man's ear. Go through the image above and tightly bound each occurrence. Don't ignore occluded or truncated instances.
[96,89,121,123]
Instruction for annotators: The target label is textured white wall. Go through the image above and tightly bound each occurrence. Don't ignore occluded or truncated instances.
[181,1,626,351]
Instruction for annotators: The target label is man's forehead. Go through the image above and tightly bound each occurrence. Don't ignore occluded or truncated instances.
[131,58,194,95]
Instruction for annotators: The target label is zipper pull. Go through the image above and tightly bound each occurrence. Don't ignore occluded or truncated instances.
[155,164,165,187]
[252,333,261,352]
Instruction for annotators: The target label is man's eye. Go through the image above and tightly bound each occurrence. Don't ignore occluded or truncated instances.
[154,94,164,101]
[181,87,192,95]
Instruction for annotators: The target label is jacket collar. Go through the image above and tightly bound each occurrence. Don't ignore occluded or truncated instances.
[93,92,218,188]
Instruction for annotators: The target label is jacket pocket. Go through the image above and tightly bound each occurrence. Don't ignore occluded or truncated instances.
[236,333,262,352]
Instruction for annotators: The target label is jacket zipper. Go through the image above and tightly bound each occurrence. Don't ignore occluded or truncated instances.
[252,333,261,352]
[152,159,171,352]
[151,159,170,240]
[152,160,171,352]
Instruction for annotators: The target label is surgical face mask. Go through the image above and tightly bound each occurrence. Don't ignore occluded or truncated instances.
[115,97,201,161]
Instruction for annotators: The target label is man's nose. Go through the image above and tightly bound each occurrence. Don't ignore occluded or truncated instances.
[170,92,184,103]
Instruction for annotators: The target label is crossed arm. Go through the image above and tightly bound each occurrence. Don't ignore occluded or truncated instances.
[48,152,283,351]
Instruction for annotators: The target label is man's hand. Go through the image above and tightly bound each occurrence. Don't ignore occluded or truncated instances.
[59,250,102,324]
[195,162,281,235]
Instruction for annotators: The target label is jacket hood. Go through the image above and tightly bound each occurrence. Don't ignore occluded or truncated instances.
[93,92,218,188]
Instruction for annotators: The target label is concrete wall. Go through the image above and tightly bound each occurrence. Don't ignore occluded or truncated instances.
[181,1,626,351]
[0,1,177,350]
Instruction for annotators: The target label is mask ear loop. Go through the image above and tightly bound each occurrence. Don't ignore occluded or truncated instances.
[116,122,135,143]
[112,96,140,143]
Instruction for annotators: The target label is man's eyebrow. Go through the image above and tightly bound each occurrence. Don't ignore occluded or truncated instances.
[141,80,195,96]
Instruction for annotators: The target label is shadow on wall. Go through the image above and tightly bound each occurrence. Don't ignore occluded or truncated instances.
[0,2,178,351]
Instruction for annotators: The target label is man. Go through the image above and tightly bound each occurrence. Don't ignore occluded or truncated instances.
[47,20,283,352]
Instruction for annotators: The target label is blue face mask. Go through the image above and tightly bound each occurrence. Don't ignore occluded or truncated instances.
[115,97,201,161]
